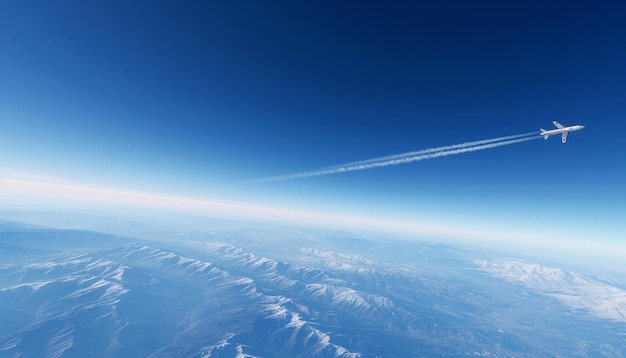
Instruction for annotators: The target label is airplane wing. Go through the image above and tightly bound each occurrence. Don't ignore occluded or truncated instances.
[561,132,568,143]
[553,121,565,129]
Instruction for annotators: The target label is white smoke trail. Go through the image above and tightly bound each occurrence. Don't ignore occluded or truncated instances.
[250,133,541,183]
[318,132,538,171]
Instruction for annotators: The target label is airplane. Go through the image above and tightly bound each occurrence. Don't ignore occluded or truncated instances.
[540,121,585,143]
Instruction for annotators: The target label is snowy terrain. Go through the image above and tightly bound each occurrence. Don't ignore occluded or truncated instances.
[1,220,625,357]
[474,259,626,322]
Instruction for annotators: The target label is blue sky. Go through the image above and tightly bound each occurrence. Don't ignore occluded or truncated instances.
[1,2,625,249]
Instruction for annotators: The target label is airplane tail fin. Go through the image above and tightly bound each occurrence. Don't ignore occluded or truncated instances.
[540,128,549,140]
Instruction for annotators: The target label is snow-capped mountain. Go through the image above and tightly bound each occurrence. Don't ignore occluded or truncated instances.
[1,221,625,357]
[474,259,626,322]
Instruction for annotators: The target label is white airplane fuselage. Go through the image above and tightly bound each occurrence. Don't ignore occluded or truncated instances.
[540,121,585,143]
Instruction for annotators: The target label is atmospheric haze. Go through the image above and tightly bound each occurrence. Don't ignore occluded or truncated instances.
[1,2,626,357]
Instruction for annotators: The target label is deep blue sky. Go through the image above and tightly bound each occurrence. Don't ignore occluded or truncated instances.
[1,2,625,246]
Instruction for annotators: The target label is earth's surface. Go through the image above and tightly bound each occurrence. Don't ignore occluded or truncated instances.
[1,217,624,357]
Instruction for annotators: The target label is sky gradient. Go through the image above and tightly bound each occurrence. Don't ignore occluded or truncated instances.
[1,2,625,255]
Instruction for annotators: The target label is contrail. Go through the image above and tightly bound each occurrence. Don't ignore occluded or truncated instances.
[317,132,538,171]
[249,132,541,183]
